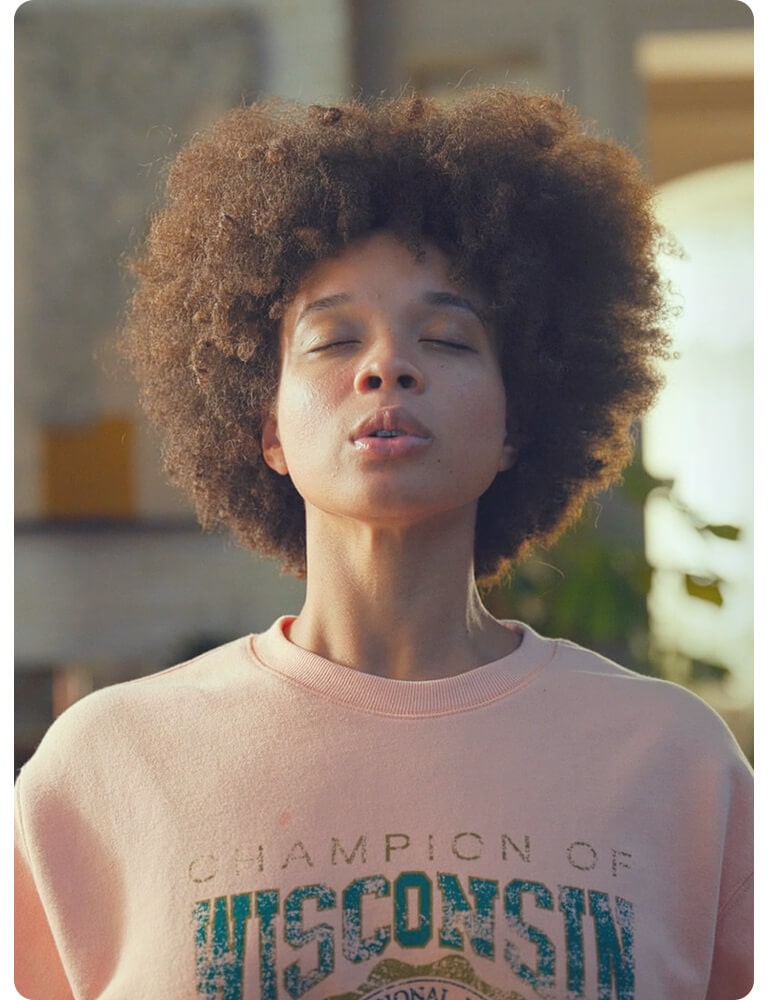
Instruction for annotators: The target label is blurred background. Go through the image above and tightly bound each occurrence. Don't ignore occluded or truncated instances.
[14,0,754,771]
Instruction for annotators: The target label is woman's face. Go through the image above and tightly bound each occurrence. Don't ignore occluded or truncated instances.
[261,231,515,532]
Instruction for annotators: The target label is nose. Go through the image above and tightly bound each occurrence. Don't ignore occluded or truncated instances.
[353,338,425,394]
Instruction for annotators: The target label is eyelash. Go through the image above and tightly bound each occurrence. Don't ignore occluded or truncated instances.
[420,338,473,351]
[310,339,359,353]
[308,335,475,354]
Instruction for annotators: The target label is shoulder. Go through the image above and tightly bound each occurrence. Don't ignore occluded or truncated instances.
[519,623,751,769]
[16,636,254,796]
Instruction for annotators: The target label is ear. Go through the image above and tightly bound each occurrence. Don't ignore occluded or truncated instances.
[497,438,517,473]
[261,416,289,476]
[497,412,523,473]
[496,421,520,472]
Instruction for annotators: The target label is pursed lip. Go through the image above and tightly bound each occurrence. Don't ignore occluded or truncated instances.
[350,406,432,443]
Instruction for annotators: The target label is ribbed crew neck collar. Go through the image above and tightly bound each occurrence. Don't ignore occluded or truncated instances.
[249,616,556,718]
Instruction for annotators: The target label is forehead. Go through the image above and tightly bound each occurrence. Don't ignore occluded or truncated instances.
[281,231,467,329]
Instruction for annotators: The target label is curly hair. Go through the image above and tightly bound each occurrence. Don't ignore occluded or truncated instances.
[121,90,670,583]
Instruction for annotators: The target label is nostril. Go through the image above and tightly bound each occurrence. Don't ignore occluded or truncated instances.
[398,374,416,389]
[366,375,383,390]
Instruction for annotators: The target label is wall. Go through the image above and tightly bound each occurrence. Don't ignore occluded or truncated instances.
[14,0,755,761]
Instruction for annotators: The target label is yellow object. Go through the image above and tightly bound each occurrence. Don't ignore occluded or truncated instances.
[44,415,135,518]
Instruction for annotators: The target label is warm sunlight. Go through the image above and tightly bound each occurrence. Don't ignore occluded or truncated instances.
[643,160,753,703]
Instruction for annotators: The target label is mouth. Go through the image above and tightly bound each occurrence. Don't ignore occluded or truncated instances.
[351,407,432,456]
[351,407,431,442]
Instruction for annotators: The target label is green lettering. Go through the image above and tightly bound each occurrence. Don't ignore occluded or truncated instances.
[437,873,499,958]
[342,875,391,962]
[589,891,635,1000]
[394,872,433,948]
[504,879,555,998]
[193,893,251,999]
[283,883,336,998]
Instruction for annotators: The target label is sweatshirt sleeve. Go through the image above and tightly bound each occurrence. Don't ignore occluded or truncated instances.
[705,750,754,1000]
[14,775,75,1000]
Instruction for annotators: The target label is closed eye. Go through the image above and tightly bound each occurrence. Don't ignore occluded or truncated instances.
[420,338,474,351]
[308,339,359,354]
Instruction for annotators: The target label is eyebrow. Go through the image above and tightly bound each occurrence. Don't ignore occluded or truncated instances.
[297,290,484,325]
[296,293,352,324]
[422,291,485,324]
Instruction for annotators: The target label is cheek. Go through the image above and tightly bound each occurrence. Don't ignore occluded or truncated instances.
[456,376,512,477]
[275,377,343,465]
[461,373,508,439]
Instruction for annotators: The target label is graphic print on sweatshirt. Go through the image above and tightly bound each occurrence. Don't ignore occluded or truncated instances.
[190,831,635,1000]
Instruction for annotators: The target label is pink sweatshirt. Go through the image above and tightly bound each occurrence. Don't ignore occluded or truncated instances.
[15,618,753,1000]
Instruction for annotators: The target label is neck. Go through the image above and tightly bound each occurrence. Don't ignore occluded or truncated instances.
[288,507,520,680]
